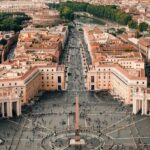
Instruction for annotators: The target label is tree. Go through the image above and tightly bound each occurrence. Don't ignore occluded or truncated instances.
[138,22,149,32]
[60,6,74,21]
[0,12,31,32]
[128,20,138,29]
[49,1,148,27]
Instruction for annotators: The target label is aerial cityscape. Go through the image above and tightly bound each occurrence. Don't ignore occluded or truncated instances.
[0,0,150,149]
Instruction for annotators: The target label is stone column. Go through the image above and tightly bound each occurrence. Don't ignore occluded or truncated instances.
[8,102,12,117]
[0,103,2,116]
[138,100,141,112]
[133,98,138,114]
[2,103,4,117]
[145,100,148,115]
[17,100,21,116]
[142,99,145,115]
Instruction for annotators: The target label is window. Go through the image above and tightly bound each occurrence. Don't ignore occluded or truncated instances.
[58,76,61,83]
[2,84,4,86]
[91,85,95,90]
[91,76,94,82]
[42,77,44,80]
[52,76,53,80]
[47,77,49,79]
[9,83,11,85]
[15,83,17,85]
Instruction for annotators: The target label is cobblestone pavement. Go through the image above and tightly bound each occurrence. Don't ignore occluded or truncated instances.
[0,26,150,150]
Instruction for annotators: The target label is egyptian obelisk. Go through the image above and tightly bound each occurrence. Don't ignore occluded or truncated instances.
[75,96,80,141]
[69,96,85,146]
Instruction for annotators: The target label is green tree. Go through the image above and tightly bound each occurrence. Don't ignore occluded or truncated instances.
[138,22,149,32]
[0,12,30,32]
[128,20,138,29]
[60,6,74,20]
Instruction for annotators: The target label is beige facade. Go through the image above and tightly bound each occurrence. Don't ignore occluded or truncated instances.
[138,37,150,60]
[0,0,47,13]
[133,88,150,115]
[0,65,65,106]
[0,89,21,118]
[0,25,68,118]
[86,64,147,104]
[84,25,150,115]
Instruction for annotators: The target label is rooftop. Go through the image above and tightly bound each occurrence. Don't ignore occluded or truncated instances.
[139,37,150,47]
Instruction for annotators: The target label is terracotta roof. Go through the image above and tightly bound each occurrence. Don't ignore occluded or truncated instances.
[139,37,150,47]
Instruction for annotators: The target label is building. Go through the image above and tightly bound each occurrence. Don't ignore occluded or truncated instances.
[0,61,65,105]
[84,25,150,114]
[15,25,68,63]
[0,89,21,118]
[138,37,150,60]
[133,88,150,115]
[0,25,68,118]
[0,0,47,13]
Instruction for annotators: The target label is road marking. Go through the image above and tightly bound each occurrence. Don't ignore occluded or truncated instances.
[106,117,147,135]
[67,115,70,129]
[5,138,41,141]
[101,115,130,132]
[27,118,51,131]
[111,136,150,140]
[7,119,30,129]
[87,112,128,115]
